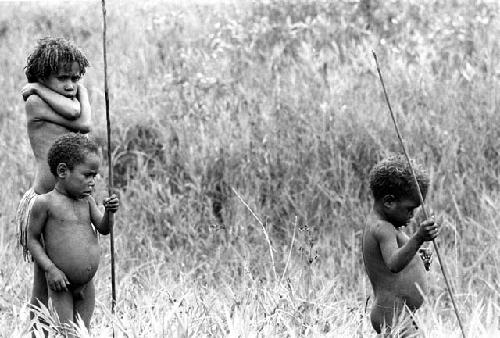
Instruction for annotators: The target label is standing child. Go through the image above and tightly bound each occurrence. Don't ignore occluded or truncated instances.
[362,154,440,336]
[27,133,119,335]
[15,36,92,328]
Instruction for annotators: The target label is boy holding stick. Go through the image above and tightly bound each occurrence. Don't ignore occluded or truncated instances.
[27,133,119,335]
[363,154,440,335]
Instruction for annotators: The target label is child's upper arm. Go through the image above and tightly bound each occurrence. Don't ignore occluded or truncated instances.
[25,95,47,119]
[88,196,104,230]
[373,221,399,267]
[28,196,49,238]
[26,95,61,122]
[30,84,81,119]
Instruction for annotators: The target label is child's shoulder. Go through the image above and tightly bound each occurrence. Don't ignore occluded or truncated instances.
[366,213,392,230]
[25,94,49,115]
[25,93,45,106]
[368,218,396,240]
[30,192,54,212]
[34,191,56,203]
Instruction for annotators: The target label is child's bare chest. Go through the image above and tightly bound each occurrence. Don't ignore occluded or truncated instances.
[43,197,97,250]
[49,198,91,224]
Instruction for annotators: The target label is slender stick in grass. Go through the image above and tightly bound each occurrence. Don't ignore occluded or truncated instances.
[372,51,466,338]
[101,0,117,321]
[231,186,278,281]
[279,216,298,284]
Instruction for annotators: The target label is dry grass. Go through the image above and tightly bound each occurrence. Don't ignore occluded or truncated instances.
[0,0,499,337]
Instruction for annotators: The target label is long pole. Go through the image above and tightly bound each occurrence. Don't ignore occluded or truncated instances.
[372,51,466,338]
[101,0,117,321]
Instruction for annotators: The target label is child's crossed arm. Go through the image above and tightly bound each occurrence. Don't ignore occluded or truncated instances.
[23,83,91,133]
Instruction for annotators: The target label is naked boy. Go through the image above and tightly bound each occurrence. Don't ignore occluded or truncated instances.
[363,154,440,336]
[27,133,119,335]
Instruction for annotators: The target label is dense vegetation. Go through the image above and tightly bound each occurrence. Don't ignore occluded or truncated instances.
[1,0,499,336]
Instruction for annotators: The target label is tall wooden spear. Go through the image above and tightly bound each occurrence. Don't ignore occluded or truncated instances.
[372,51,466,338]
[101,0,117,321]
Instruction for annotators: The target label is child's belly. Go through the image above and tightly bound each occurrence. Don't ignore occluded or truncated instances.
[375,257,428,310]
[45,221,101,285]
[396,257,428,309]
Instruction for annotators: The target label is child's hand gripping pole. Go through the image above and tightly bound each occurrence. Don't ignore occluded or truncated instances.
[103,195,119,213]
[415,216,440,270]
[372,51,466,338]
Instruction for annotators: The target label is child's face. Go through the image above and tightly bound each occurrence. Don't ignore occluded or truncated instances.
[61,153,100,199]
[385,197,420,228]
[40,62,82,98]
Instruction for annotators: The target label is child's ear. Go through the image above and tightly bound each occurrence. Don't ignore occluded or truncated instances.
[382,194,396,208]
[56,163,69,178]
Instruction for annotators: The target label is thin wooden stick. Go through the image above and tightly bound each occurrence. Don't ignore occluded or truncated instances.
[231,186,278,281]
[279,216,298,284]
[101,0,117,323]
[372,51,466,338]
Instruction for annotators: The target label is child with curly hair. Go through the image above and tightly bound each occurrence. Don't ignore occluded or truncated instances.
[27,133,119,336]
[363,154,440,336]
[16,36,92,332]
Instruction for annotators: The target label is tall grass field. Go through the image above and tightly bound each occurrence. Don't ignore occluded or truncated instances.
[0,0,499,336]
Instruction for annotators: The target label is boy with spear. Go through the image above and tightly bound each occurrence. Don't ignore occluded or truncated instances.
[363,154,440,335]
[27,133,119,336]
[364,52,466,337]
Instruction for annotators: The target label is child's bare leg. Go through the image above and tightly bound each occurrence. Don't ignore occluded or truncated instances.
[30,262,48,337]
[73,280,95,329]
[48,288,75,337]
[31,262,48,312]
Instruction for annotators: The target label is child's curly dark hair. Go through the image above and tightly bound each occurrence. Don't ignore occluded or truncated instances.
[25,37,89,83]
[48,133,99,177]
[369,154,429,201]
